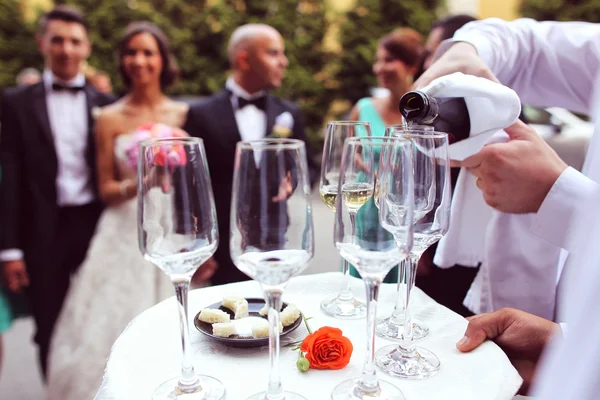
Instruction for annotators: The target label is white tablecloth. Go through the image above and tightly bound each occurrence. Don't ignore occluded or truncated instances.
[96,272,522,400]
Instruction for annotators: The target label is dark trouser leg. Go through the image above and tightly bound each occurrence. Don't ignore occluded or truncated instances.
[210,248,251,286]
[29,203,102,378]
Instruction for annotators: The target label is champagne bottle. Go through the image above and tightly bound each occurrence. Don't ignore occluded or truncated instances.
[398,90,470,142]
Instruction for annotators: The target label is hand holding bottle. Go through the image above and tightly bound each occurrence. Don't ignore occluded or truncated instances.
[457,120,567,213]
[413,42,499,90]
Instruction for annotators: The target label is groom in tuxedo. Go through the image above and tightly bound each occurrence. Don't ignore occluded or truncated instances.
[185,23,318,285]
[0,6,114,375]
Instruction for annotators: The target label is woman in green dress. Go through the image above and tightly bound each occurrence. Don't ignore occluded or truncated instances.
[348,28,424,283]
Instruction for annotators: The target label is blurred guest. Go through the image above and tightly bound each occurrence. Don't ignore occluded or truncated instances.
[184,23,318,285]
[420,14,477,74]
[348,27,424,283]
[15,67,42,86]
[0,5,114,377]
[46,22,215,400]
[89,70,113,94]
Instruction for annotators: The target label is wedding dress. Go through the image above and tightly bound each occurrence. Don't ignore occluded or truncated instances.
[46,131,174,400]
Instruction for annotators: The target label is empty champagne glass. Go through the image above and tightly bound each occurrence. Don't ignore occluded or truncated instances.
[375,130,451,379]
[376,125,434,341]
[230,139,314,400]
[319,121,370,318]
[331,137,413,400]
[138,137,225,399]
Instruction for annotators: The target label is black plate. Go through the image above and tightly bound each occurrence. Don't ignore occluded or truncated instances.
[194,298,302,348]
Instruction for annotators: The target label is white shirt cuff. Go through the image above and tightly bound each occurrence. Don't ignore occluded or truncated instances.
[0,249,24,262]
[558,322,568,336]
[531,167,599,252]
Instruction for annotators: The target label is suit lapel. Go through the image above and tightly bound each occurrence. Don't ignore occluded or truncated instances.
[214,90,242,147]
[265,95,279,138]
[83,84,99,155]
[83,84,97,135]
[31,83,56,154]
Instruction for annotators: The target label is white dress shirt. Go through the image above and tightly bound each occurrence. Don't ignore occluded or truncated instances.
[43,69,95,206]
[226,77,267,142]
[447,18,600,398]
[0,70,94,262]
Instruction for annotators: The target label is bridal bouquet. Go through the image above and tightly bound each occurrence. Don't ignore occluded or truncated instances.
[124,123,188,170]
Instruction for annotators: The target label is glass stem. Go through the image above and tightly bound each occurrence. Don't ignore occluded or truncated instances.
[339,211,358,301]
[348,212,357,238]
[390,258,407,325]
[359,277,381,393]
[402,253,421,350]
[339,258,353,301]
[265,289,285,400]
[173,278,200,389]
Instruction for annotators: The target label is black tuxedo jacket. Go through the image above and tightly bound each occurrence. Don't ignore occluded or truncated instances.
[0,82,114,268]
[183,89,318,284]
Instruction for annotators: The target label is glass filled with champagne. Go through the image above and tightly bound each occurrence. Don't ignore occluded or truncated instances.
[331,136,414,400]
[318,121,371,319]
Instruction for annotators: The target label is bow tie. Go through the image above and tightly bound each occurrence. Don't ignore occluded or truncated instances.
[52,83,85,93]
[238,96,266,111]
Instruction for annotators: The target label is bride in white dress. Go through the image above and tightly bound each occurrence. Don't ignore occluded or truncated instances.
[46,22,216,400]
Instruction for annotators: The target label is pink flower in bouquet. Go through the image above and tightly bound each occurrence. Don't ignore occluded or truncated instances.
[125,123,188,170]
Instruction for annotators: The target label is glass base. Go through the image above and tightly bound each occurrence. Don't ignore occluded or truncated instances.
[330,378,406,400]
[247,391,307,400]
[376,317,429,340]
[375,344,440,379]
[152,375,226,400]
[320,293,366,319]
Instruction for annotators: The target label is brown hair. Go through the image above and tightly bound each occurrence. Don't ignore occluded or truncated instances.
[38,5,88,34]
[118,22,179,89]
[379,28,424,68]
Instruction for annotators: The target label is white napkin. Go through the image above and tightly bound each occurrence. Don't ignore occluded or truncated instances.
[418,72,521,161]
[421,73,521,269]
[464,211,563,319]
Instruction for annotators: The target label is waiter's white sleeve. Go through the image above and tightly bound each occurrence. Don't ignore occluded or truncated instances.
[446,18,600,114]
[531,190,600,399]
[531,167,599,252]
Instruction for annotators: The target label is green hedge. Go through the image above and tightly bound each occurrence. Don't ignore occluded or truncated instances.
[521,0,600,22]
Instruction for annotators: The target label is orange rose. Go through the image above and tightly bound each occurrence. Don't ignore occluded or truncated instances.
[300,327,353,370]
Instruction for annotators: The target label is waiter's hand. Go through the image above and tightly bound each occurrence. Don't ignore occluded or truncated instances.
[456,120,567,213]
[413,42,499,90]
[457,308,560,394]
[2,259,30,293]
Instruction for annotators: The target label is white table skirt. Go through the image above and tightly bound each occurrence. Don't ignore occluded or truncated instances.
[96,272,522,400]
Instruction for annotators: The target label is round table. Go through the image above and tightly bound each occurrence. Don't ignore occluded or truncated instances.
[96,272,521,400]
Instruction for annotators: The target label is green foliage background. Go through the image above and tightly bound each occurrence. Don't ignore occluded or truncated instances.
[0,0,443,147]
[521,0,600,22]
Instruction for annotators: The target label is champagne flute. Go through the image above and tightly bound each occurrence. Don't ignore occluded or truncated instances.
[138,137,225,400]
[376,125,435,341]
[375,130,451,379]
[230,139,314,400]
[331,137,413,400]
[319,121,370,318]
